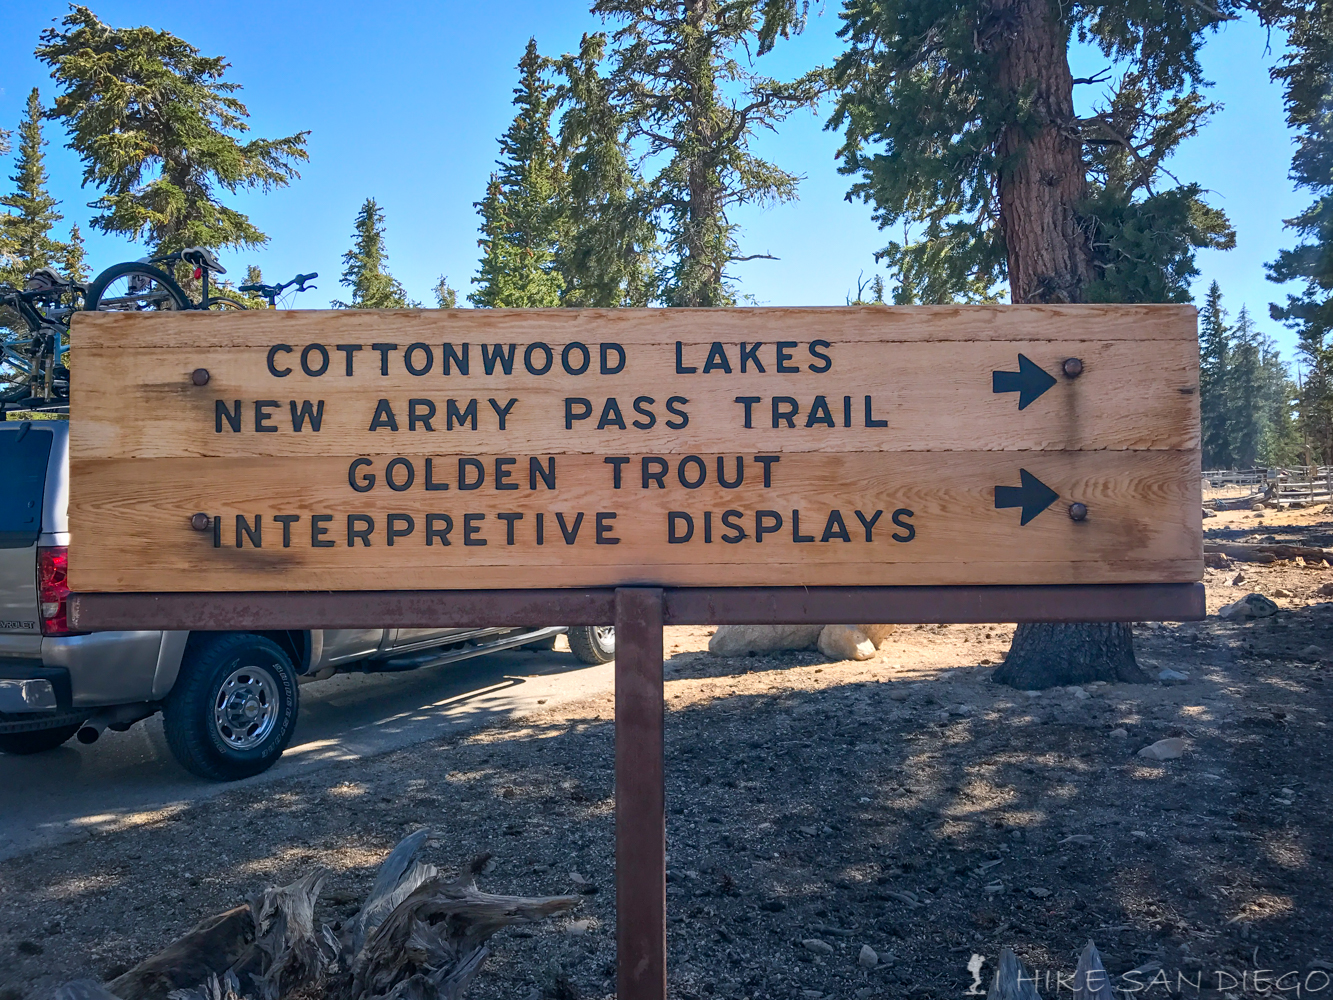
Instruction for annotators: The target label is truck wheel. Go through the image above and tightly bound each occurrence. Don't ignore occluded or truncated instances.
[567,626,615,665]
[0,724,82,755]
[163,634,299,781]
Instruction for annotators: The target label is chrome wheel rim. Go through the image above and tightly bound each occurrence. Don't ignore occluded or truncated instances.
[594,626,615,654]
[213,663,280,750]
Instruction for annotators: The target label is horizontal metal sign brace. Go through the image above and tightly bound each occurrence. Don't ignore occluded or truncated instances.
[69,583,1204,631]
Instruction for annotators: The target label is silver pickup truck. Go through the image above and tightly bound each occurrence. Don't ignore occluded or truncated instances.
[0,419,614,780]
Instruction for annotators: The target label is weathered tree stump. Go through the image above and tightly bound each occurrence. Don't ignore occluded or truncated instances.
[993,622,1147,689]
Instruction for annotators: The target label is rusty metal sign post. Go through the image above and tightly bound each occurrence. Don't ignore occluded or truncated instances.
[66,305,1205,1000]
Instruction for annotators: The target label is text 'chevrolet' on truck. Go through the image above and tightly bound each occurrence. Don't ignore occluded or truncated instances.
[0,419,615,781]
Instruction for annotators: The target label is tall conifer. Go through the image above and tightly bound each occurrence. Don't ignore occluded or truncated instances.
[1199,281,1233,469]
[334,199,412,309]
[470,39,565,308]
[0,89,65,285]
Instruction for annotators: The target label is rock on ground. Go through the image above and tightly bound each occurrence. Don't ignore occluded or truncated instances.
[708,625,823,656]
[818,625,877,661]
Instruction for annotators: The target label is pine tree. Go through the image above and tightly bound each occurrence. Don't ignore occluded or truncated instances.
[333,199,412,309]
[594,0,824,306]
[470,39,565,308]
[555,32,658,306]
[0,89,65,286]
[830,0,1239,688]
[61,223,87,284]
[1199,281,1234,469]
[434,276,459,308]
[36,6,309,255]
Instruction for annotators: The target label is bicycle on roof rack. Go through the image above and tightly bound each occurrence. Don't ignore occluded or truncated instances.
[83,247,316,313]
[0,267,84,408]
[238,272,318,308]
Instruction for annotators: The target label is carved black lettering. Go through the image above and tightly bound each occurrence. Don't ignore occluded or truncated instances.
[562,342,591,375]
[497,512,523,544]
[404,343,434,376]
[425,457,449,491]
[235,514,262,548]
[755,455,780,487]
[524,342,553,375]
[600,343,626,374]
[775,341,798,373]
[336,344,361,376]
[368,399,399,431]
[385,457,415,492]
[463,513,486,546]
[792,509,814,542]
[446,398,478,430]
[530,456,556,490]
[821,510,851,543]
[274,514,299,547]
[808,339,832,373]
[667,511,694,544]
[216,399,242,433]
[267,344,293,377]
[348,514,374,546]
[605,456,629,489]
[371,343,398,375]
[702,342,732,374]
[596,511,619,545]
[254,400,278,432]
[535,512,545,545]
[771,396,798,428]
[734,396,760,428]
[721,509,746,543]
[717,456,743,488]
[556,512,584,544]
[704,510,713,543]
[494,457,518,490]
[387,513,415,545]
[805,395,835,428]
[597,397,627,430]
[290,399,325,431]
[565,397,593,429]
[349,458,375,492]
[632,396,656,429]
[458,458,485,490]
[488,397,517,429]
[891,508,916,542]
[865,395,888,428]
[482,343,516,375]
[739,342,765,373]
[855,509,884,542]
[665,396,689,429]
[442,342,469,375]
[301,343,330,377]
[642,457,668,489]
[755,510,783,541]
[674,341,697,374]
[843,395,852,427]
[408,398,436,431]
[426,513,453,546]
[678,455,706,489]
[311,514,334,547]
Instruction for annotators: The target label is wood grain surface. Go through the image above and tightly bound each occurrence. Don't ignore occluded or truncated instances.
[67,306,1201,593]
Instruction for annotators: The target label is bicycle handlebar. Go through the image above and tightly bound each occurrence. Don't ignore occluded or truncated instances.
[238,272,319,304]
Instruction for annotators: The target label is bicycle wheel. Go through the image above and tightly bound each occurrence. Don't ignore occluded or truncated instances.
[85,262,191,312]
[0,332,38,402]
[207,296,248,311]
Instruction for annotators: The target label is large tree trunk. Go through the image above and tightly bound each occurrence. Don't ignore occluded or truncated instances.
[989,0,1143,688]
[993,622,1148,689]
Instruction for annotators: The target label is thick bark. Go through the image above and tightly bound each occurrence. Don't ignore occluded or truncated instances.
[994,622,1148,689]
[992,0,1092,305]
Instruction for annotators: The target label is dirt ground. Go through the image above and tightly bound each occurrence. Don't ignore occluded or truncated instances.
[4,507,1333,999]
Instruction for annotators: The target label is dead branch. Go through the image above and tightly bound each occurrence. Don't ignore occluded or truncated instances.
[1205,542,1332,564]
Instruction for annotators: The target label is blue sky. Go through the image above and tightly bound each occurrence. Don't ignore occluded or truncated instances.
[0,3,1308,361]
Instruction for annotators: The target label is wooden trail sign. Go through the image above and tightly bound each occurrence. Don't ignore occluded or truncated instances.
[68,304,1202,594]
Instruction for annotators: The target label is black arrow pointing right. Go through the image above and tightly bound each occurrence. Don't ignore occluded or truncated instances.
[992,353,1057,410]
[994,469,1059,526]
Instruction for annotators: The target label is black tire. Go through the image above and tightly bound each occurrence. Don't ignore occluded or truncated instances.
[567,626,615,665]
[163,633,299,781]
[0,723,82,755]
[207,296,248,310]
[85,262,190,312]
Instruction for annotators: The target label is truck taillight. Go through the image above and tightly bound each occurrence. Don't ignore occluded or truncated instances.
[38,545,77,636]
